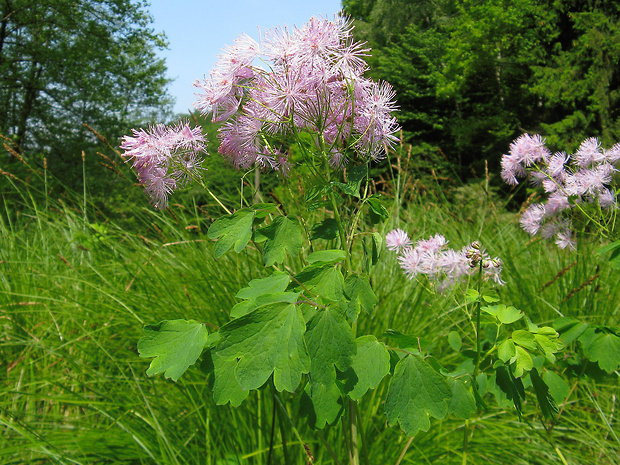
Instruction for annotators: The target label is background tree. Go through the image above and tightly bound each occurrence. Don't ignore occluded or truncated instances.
[343,0,620,181]
[0,0,172,190]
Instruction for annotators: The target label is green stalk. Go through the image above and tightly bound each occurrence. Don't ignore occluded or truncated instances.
[474,260,484,377]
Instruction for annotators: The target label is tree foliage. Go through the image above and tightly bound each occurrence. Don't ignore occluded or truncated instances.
[0,0,172,184]
[343,0,620,178]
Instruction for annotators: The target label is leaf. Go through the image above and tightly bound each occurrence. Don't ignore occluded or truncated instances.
[344,273,377,321]
[481,290,500,303]
[482,304,523,324]
[304,305,357,428]
[310,218,340,240]
[138,320,209,381]
[366,195,389,222]
[307,249,347,264]
[254,216,303,266]
[465,289,480,303]
[231,272,298,318]
[511,346,533,377]
[530,368,558,418]
[543,371,570,405]
[202,350,249,407]
[346,336,390,400]
[447,377,476,419]
[208,209,255,258]
[385,354,452,437]
[511,329,537,350]
[494,365,525,416]
[498,339,516,363]
[554,317,589,345]
[448,331,462,352]
[334,164,367,198]
[534,328,564,363]
[579,327,620,373]
[595,240,620,268]
[216,302,310,392]
[291,262,345,302]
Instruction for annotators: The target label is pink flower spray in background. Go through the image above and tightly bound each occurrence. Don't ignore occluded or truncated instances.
[501,134,619,250]
[386,229,504,292]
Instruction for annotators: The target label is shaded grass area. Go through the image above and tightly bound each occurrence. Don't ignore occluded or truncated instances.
[1,165,619,464]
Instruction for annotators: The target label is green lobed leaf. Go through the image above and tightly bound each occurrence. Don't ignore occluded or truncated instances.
[307,249,347,264]
[291,262,345,302]
[482,304,523,324]
[138,319,209,381]
[554,317,589,345]
[346,336,390,400]
[511,346,534,377]
[216,302,310,392]
[366,196,389,222]
[254,216,303,266]
[512,329,537,350]
[579,327,620,373]
[202,349,249,407]
[465,289,480,303]
[534,328,564,363]
[333,164,367,198]
[530,368,559,418]
[344,273,377,321]
[310,218,340,240]
[494,365,525,415]
[231,272,298,318]
[543,371,570,405]
[303,305,357,428]
[447,377,477,419]
[208,209,256,258]
[498,339,516,363]
[385,354,452,437]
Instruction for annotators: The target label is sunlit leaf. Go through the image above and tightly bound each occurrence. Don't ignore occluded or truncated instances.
[216,302,310,392]
[346,336,390,400]
[385,354,451,437]
[208,209,255,258]
[138,319,209,381]
[254,216,303,266]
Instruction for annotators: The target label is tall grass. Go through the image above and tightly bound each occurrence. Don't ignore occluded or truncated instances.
[1,147,618,464]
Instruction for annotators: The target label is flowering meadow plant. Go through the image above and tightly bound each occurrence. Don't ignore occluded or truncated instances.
[119,15,619,464]
[501,134,619,252]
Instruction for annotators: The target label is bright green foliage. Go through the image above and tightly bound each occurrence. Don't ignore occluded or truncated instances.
[230,271,299,318]
[385,354,452,437]
[346,336,390,400]
[254,216,303,266]
[344,273,377,321]
[530,368,558,419]
[543,371,570,405]
[579,327,620,373]
[333,164,368,198]
[138,319,209,382]
[447,377,476,419]
[482,304,524,325]
[304,306,357,428]
[203,350,250,407]
[291,262,346,303]
[216,302,310,393]
[207,208,256,258]
[307,249,348,264]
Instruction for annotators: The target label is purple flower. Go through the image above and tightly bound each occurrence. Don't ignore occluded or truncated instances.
[193,15,400,172]
[120,121,206,209]
[388,231,504,291]
[386,229,412,253]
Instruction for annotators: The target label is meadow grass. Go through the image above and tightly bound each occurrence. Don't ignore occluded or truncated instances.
[1,158,619,464]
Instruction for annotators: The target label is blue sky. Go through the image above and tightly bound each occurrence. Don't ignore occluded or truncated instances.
[146,0,344,115]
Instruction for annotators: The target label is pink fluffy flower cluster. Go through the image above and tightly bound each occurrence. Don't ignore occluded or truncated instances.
[385,229,504,292]
[193,15,400,171]
[501,134,619,250]
[120,121,205,209]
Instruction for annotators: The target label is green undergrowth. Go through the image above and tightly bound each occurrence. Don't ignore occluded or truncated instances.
[1,163,619,464]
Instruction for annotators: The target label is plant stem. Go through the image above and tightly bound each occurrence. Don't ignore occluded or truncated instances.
[473,261,484,376]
